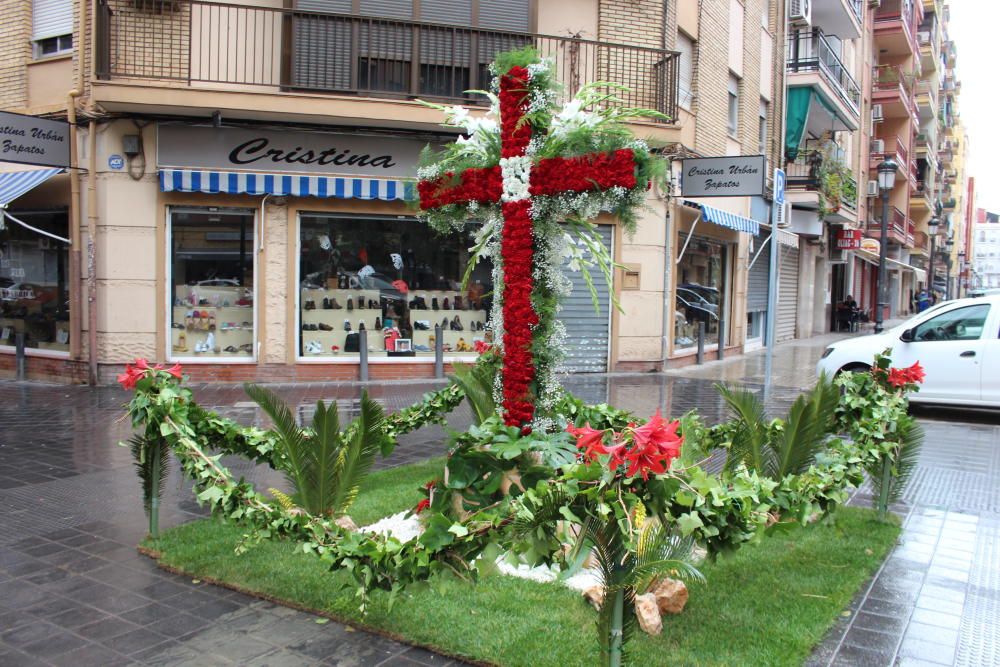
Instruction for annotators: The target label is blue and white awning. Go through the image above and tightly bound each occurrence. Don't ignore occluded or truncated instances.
[0,167,62,208]
[159,169,414,201]
[682,199,760,235]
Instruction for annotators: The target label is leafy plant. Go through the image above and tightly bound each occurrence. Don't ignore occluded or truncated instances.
[866,414,923,516]
[449,360,497,426]
[244,384,386,518]
[718,374,838,480]
[128,434,170,539]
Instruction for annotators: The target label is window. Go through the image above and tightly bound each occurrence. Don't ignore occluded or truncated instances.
[728,75,740,137]
[677,33,695,111]
[758,99,768,154]
[0,211,70,353]
[297,214,492,359]
[913,304,990,341]
[168,208,256,360]
[675,236,726,350]
[32,0,73,58]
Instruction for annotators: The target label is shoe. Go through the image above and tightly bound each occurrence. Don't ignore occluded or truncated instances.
[455,296,464,310]
[241,321,252,329]
[443,297,450,310]
[359,322,366,331]
[453,316,463,331]
[442,317,449,329]
[369,299,377,309]
[357,297,365,310]
[224,345,238,353]
[172,322,184,329]
[347,297,354,311]
[432,298,439,310]
[338,274,347,289]
[208,313,217,331]
[414,320,429,330]
[318,322,333,331]
[239,343,253,354]
[330,298,342,309]
[305,300,316,311]
[375,317,382,329]
[323,297,332,310]
[344,320,352,332]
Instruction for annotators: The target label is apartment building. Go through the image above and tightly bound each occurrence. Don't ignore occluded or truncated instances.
[0,0,786,383]
[782,0,868,338]
[973,209,1000,290]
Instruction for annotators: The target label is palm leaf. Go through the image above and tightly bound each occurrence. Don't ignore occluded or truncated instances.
[305,398,342,516]
[773,376,838,479]
[627,522,704,592]
[450,363,496,425]
[128,435,169,518]
[329,392,386,516]
[866,414,923,505]
[716,384,772,475]
[244,383,312,511]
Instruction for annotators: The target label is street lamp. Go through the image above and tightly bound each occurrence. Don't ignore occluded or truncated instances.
[957,251,967,298]
[944,238,955,299]
[928,210,940,300]
[875,158,897,333]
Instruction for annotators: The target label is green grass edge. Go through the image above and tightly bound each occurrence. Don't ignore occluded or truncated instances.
[143,460,901,667]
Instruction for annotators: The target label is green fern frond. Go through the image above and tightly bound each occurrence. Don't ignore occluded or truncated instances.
[716,383,771,475]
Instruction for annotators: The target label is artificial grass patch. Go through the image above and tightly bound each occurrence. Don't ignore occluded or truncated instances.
[144,459,900,667]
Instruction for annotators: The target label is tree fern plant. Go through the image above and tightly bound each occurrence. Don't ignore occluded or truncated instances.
[128,434,170,539]
[868,414,923,519]
[244,384,386,518]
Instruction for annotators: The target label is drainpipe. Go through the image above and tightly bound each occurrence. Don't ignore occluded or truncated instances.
[87,121,98,385]
[67,91,82,361]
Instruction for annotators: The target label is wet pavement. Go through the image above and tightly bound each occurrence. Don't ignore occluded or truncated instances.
[0,328,998,666]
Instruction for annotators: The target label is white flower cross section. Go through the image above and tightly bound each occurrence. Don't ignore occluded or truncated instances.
[500,156,533,203]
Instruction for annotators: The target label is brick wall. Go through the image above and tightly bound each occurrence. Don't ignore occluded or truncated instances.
[0,354,89,383]
[0,0,31,111]
[692,0,728,155]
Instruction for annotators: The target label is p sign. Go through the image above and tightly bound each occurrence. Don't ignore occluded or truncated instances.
[773,168,786,206]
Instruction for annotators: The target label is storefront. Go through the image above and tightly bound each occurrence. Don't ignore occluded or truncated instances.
[671,200,758,361]
[0,112,77,380]
[776,231,801,343]
[150,122,617,380]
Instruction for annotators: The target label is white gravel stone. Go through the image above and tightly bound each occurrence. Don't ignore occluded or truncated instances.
[361,511,423,544]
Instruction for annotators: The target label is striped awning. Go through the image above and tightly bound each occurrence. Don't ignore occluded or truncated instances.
[682,199,760,235]
[0,167,62,208]
[159,169,414,201]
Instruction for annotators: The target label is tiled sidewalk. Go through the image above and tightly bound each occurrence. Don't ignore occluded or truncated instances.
[1,336,998,666]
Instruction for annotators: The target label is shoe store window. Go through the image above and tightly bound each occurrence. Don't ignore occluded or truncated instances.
[0,211,70,354]
[297,213,492,360]
[674,236,726,351]
[168,207,256,361]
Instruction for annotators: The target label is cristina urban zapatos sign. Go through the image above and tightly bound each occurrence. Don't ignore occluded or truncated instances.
[157,125,431,178]
[0,110,69,168]
[680,155,767,198]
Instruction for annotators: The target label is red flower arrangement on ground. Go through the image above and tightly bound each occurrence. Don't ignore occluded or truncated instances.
[567,410,684,480]
[117,359,182,390]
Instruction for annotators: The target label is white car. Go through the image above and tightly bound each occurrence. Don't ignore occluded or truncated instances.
[817,294,1000,407]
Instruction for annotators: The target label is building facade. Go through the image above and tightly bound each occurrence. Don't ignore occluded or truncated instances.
[0,0,786,384]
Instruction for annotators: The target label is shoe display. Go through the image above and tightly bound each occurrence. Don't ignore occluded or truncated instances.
[330,298,342,309]
[357,297,365,310]
[455,296,464,310]
[359,322,366,331]
[369,299,377,309]
[441,317,449,328]
[443,297,450,310]
[451,316,463,331]
[414,320,429,330]
[344,320,352,331]
[318,322,333,331]
[432,297,439,310]
[304,300,316,311]
[323,297,332,310]
[347,297,354,311]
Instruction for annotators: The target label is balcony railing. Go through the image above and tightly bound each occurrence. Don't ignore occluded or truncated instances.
[95,0,679,122]
[876,0,918,50]
[867,206,911,245]
[786,31,861,114]
[871,134,909,173]
[785,150,859,211]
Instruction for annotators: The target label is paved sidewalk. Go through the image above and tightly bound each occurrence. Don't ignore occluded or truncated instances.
[0,332,997,666]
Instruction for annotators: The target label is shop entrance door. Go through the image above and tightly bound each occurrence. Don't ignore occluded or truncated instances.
[776,242,800,342]
[558,224,613,372]
[830,263,847,331]
[746,231,771,348]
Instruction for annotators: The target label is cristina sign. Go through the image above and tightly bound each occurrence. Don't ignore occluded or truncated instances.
[681,155,767,198]
[157,125,429,178]
[0,110,69,168]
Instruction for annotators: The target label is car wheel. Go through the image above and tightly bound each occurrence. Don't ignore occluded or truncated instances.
[838,363,870,376]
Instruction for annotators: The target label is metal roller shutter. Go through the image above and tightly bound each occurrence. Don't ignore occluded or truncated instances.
[558,224,613,373]
[776,243,799,342]
[293,1,353,90]
[479,0,530,32]
[33,0,73,41]
[747,232,771,311]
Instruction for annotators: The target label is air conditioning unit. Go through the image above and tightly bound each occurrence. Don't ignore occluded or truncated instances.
[871,104,884,123]
[789,0,811,26]
[867,180,880,197]
[871,139,885,154]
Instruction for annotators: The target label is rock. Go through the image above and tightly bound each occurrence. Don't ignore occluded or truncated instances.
[635,593,662,635]
[582,585,604,610]
[650,577,688,615]
[334,515,358,531]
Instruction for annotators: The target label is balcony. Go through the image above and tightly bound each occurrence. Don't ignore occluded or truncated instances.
[786,31,862,131]
[93,0,679,127]
[918,26,940,72]
[867,207,914,246]
[870,134,910,175]
[873,65,918,123]
[810,0,863,39]
[786,148,858,222]
[914,79,937,119]
[875,0,919,57]
[910,179,933,212]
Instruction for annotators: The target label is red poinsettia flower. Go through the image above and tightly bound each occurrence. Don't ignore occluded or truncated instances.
[903,361,925,385]
[116,363,144,391]
[567,423,624,465]
[413,498,431,514]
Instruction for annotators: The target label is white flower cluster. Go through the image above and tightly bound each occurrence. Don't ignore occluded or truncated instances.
[550,99,600,139]
[500,156,532,202]
[526,60,552,80]
[416,164,442,181]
